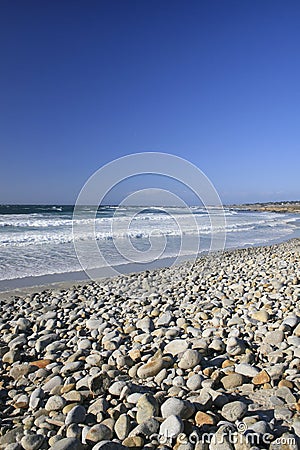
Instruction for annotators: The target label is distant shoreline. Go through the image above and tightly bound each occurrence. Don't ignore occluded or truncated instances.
[229,201,300,214]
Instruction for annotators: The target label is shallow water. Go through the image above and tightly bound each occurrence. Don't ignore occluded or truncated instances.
[0,204,299,288]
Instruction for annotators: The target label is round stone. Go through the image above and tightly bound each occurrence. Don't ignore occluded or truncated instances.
[221,401,247,422]
[161,397,194,419]
[178,349,201,369]
[45,395,66,411]
[159,415,184,438]
[20,434,44,450]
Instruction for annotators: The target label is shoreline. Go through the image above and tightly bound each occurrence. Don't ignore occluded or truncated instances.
[230,202,300,214]
[0,237,299,448]
[1,228,300,299]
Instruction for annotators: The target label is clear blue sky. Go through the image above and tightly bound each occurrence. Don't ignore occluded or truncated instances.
[0,0,299,204]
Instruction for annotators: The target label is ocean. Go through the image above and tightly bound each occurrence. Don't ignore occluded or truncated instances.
[0,204,299,290]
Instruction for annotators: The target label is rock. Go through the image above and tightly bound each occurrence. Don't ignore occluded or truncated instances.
[209,425,235,450]
[45,395,66,411]
[86,424,112,442]
[263,330,284,346]
[122,436,144,448]
[234,363,259,377]
[108,381,127,396]
[136,394,158,424]
[9,363,32,380]
[115,414,130,440]
[3,349,19,364]
[0,426,24,448]
[164,339,189,356]
[252,310,270,322]
[43,375,63,392]
[20,435,44,450]
[14,394,29,409]
[65,405,86,425]
[88,398,109,415]
[129,418,160,437]
[92,443,126,450]
[195,411,216,426]
[157,311,173,326]
[161,397,194,419]
[226,337,246,355]
[221,401,247,421]
[252,370,270,385]
[86,319,103,330]
[221,373,244,389]
[29,387,44,410]
[30,359,52,368]
[159,415,184,438]
[178,349,201,369]
[136,317,154,332]
[35,334,58,352]
[186,374,202,391]
[137,353,167,379]
[49,438,83,450]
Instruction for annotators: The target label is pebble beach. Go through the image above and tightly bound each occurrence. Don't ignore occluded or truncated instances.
[0,239,300,450]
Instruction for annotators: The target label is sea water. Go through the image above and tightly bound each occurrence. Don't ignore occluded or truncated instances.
[0,204,299,288]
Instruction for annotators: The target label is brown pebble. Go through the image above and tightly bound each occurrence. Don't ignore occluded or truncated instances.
[252,370,270,385]
[222,360,235,368]
[123,436,144,448]
[278,379,294,389]
[195,411,216,426]
[30,359,51,369]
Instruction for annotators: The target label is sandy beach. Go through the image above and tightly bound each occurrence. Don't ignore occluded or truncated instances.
[0,239,299,449]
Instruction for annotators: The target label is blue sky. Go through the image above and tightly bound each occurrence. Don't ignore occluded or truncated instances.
[0,0,299,204]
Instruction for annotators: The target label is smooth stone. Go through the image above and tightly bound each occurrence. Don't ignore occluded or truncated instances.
[221,373,244,389]
[157,311,173,326]
[20,435,44,450]
[43,376,63,392]
[14,394,29,408]
[0,426,24,448]
[65,405,86,425]
[126,393,143,404]
[45,395,66,411]
[221,401,247,421]
[252,310,270,323]
[137,355,166,379]
[88,398,109,415]
[29,387,44,410]
[159,415,184,438]
[86,319,103,330]
[226,337,246,355]
[164,339,189,356]
[252,370,270,385]
[129,418,160,437]
[136,317,154,332]
[122,436,144,448]
[49,437,83,450]
[263,330,284,346]
[9,363,32,380]
[178,349,201,369]
[114,414,130,440]
[108,381,127,396]
[235,363,259,378]
[186,374,202,391]
[86,424,112,442]
[161,397,195,419]
[136,394,159,424]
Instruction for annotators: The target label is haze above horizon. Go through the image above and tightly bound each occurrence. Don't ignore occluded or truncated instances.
[0,0,299,205]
